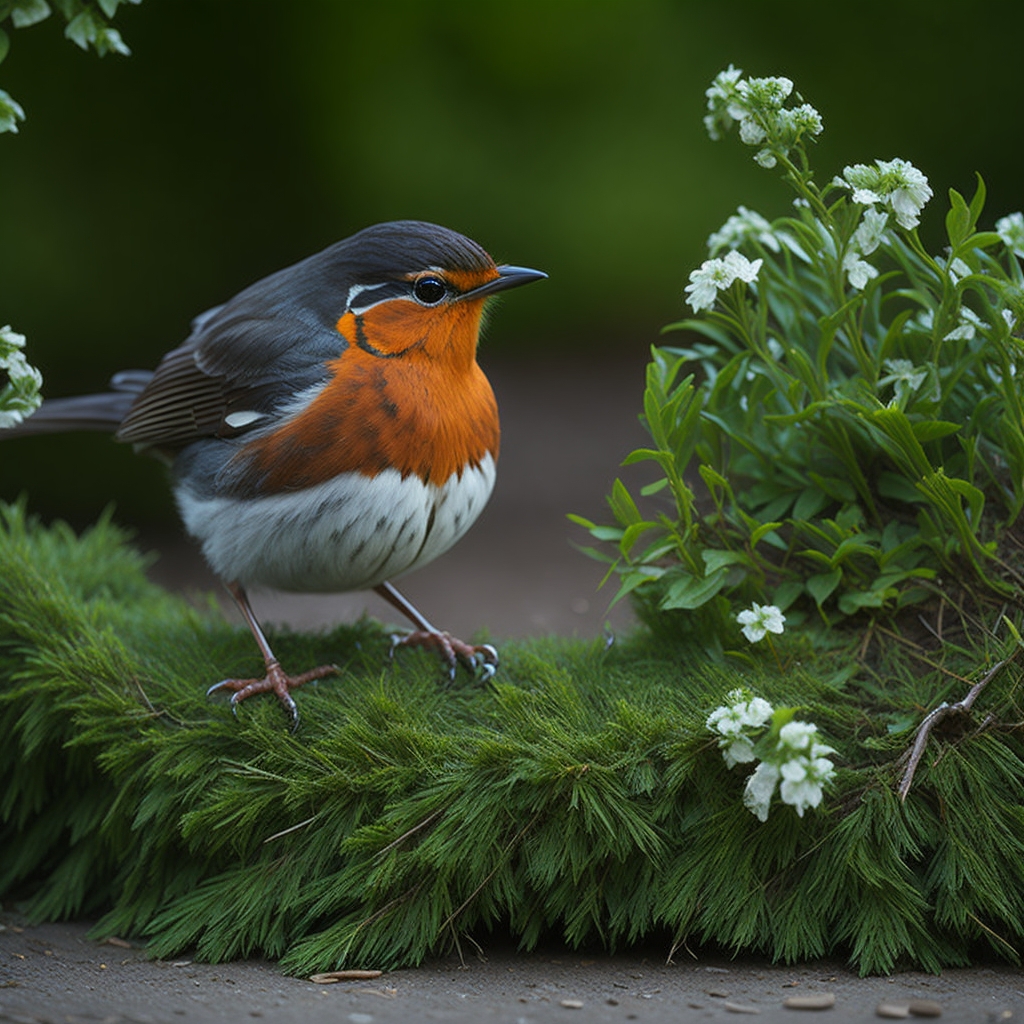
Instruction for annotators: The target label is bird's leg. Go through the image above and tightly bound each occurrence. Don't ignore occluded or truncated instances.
[374,580,498,680]
[207,580,338,728]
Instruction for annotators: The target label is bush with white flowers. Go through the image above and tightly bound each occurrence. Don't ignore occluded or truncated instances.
[573,65,1024,631]
[0,326,42,429]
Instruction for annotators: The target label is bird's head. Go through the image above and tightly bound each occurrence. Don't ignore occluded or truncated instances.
[329,221,546,369]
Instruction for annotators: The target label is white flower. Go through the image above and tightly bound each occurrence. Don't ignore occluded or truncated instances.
[743,762,781,822]
[739,117,767,146]
[724,249,763,283]
[684,252,762,313]
[880,358,928,404]
[943,307,985,342]
[834,158,933,230]
[777,720,816,752]
[708,206,780,255]
[0,325,27,351]
[881,158,933,229]
[0,324,44,428]
[723,737,757,768]
[779,755,834,816]
[843,250,879,291]
[1002,309,1017,331]
[996,212,1024,258]
[736,602,785,643]
[852,208,889,257]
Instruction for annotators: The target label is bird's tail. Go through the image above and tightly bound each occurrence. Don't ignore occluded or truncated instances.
[1,370,151,438]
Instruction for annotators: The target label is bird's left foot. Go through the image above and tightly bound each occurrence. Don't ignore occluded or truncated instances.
[390,630,498,681]
[207,660,338,729]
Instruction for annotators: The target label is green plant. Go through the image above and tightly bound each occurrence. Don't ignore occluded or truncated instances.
[573,67,1024,630]
[0,0,139,132]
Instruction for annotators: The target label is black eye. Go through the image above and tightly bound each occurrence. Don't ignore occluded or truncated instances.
[413,276,448,305]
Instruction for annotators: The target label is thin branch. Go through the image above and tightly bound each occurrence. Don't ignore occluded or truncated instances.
[897,655,1016,801]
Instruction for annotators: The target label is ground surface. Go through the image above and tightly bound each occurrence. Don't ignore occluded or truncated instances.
[5,355,1023,1021]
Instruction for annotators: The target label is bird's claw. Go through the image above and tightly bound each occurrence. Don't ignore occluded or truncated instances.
[206,661,338,730]
[390,630,498,681]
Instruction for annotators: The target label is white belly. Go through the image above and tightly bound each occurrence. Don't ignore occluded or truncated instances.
[175,454,496,592]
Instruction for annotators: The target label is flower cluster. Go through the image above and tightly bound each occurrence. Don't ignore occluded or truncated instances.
[704,65,823,168]
[685,250,763,313]
[707,689,836,821]
[0,326,43,428]
[833,158,933,230]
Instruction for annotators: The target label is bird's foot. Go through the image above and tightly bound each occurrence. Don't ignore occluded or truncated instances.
[390,630,498,681]
[207,660,338,729]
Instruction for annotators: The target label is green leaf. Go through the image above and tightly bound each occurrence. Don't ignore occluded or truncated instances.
[946,188,971,249]
[64,9,96,49]
[11,0,51,27]
[877,472,924,505]
[772,580,803,610]
[968,172,987,228]
[0,87,25,133]
[806,568,842,607]
[792,486,829,522]
[0,28,8,65]
[750,520,783,548]
[659,568,728,610]
[701,549,747,575]
[912,420,961,444]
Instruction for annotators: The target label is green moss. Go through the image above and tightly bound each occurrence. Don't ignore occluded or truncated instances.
[1,502,1022,975]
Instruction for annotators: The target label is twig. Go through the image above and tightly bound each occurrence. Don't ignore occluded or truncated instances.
[897,656,1014,802]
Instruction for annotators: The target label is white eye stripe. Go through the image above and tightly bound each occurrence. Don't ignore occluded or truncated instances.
[345,281,409,314]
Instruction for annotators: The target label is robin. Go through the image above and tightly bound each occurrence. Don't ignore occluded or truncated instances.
[6,220,546,725]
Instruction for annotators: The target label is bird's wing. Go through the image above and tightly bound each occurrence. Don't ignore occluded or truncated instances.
[115,308,345,449]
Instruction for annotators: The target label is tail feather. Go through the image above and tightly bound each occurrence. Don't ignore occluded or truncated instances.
[2,391,138,438]
[2,369,152,439]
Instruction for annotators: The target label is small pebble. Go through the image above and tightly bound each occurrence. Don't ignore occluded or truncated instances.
[908,999,942,1018]
[708,988,730,998]
[725,1002,761,1015]
[784,993,836,1010]
[876,1004,911,1019]
[560,998,584,1009]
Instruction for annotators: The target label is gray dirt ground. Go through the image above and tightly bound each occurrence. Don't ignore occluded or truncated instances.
[4,356,1023,1021]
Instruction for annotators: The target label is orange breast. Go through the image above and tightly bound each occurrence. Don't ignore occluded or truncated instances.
[236,297,500,493]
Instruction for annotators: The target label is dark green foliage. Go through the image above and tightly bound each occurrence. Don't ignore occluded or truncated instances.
[2,503,1024,975]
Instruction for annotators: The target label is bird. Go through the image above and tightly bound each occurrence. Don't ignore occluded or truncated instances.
[5,220,546,726]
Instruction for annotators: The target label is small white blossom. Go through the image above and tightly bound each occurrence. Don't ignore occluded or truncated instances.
[834,158,933,230]
[739,117,767,146]
[997,212,1024,258]
[947,257,972,284]
[724,249,763,283]
[723,737,756,769]
[0,325,44,428]
[852,208,889,257]
[1002,309,1017,331]
[743,761,781,822]
[753,149,778,169]
[843,250,879,291]
[880,358,928,404]
[708,206,780,254]
[943,307,986,343]
[736,602,785,642]
[779,754,835,816]
[684,252,762,313]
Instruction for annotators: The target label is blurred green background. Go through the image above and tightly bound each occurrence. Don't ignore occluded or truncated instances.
[2,0,1023,527]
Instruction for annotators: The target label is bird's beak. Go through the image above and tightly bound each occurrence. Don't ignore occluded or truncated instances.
[461,265,547,300]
